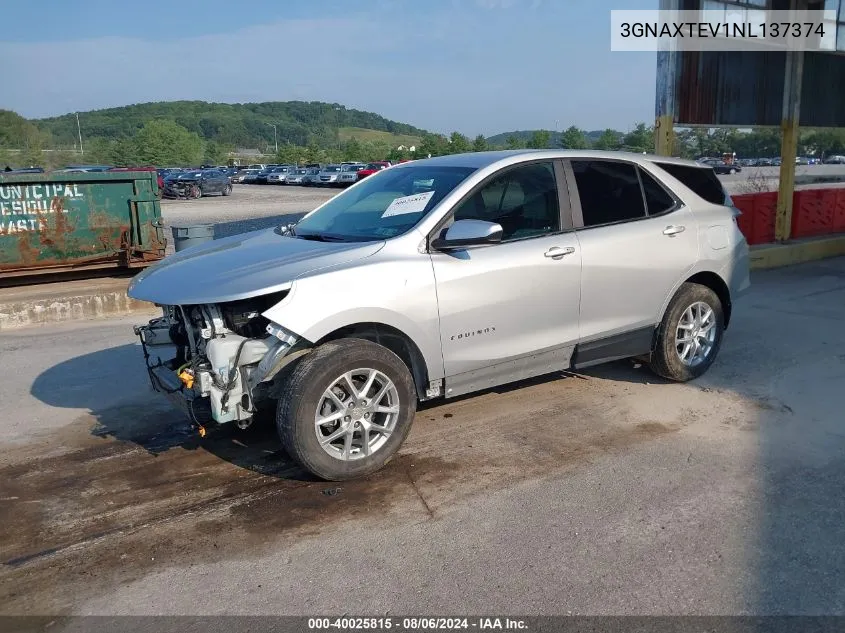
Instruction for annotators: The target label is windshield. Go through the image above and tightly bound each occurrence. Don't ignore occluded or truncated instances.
[295,169,307,174]
[341,165,362,172]
[294,165,476,241]
[323,165,341,173]
[366,163,385,170]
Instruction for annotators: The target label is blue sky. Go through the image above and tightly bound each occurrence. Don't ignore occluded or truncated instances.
[0,0,658,136]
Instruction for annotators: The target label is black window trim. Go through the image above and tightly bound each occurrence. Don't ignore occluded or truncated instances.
[636,164,683,218]
[426,158,574,251]
[649,160,729,208]
[564,158,683,231]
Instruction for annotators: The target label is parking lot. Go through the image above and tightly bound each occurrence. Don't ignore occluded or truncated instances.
[155,165,845,247]
[160,184,337,248]
[1,254,843,615]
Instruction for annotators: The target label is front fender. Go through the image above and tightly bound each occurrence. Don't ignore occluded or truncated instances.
[261,256,444,381]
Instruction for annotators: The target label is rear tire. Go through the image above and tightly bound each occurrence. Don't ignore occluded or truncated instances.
[222,184,232,196]
[276,338,417,481]
[648,282,725,382]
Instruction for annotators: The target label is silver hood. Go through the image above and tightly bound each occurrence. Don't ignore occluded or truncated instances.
[128,228,384,305]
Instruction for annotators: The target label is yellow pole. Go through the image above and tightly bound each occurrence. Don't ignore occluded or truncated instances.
[775,25,804,242]
[776,117,799,242]
[655,115,674,156]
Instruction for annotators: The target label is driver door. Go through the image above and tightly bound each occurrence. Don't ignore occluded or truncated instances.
[430,160,582,397]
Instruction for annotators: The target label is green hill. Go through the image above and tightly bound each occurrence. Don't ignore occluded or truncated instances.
[338,127,421,147]
[32,100,430,150]
[486,129,609,147]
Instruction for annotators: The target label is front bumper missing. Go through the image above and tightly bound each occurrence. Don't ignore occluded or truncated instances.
[134,317,308,429]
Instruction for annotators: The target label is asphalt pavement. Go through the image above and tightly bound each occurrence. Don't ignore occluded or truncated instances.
[0,258,843,615]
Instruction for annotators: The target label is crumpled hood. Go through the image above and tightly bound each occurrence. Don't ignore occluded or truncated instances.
[128,228,384,305]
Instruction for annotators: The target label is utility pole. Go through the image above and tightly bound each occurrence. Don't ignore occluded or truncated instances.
[267,123,278,154]
[76,112,84,156]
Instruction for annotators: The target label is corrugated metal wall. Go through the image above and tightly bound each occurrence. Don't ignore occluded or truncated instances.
[672,50,845,126]
[659,0,845,127]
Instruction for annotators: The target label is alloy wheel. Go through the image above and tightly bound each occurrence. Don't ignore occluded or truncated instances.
[675,301,717,367]
[314,368,400,461]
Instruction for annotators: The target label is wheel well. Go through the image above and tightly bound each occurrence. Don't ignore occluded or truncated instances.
[318,323,431,399]
[685,271,732,328]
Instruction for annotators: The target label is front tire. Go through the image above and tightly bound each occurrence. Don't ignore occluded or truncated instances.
[648,282,725,382]
[276,338,417,481]
[222,184,232,196]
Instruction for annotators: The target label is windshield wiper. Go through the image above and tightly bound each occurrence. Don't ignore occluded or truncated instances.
[296,232,347,242]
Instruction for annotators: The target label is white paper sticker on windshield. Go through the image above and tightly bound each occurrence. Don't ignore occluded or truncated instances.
[382,190,435,217]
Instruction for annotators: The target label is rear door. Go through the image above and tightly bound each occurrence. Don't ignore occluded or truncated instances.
[565,159,699,353]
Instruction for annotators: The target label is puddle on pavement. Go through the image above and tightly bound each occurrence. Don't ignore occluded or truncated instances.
[0,373,682,614]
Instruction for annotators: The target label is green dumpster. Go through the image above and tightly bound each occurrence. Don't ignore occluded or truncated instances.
[0,170,166,283]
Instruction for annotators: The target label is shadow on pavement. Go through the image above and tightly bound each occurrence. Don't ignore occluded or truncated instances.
[29,341,316,481]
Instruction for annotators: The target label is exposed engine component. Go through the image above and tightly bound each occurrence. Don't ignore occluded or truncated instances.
[134,293,305,432]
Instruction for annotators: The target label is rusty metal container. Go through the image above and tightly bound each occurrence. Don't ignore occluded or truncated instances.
[0,170,165,284]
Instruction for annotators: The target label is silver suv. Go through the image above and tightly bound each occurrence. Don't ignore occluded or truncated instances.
[129,150,750,481]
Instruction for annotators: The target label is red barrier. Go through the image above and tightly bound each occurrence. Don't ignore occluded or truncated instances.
[731,192,777,245]
[731,188,845,244]
[834,189,845,233]
[791,189,837,238]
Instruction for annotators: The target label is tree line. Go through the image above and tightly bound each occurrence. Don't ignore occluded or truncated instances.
[6,105,845,169]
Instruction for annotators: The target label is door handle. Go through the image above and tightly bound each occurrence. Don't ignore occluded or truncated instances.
[544,246,576,259]
[663,225,686,237]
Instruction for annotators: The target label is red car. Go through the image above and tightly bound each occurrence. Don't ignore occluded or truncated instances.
[356,161,392,181]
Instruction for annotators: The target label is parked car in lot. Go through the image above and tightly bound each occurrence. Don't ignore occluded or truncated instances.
[162,169,233,199]
[129,149,750,481]
[357,161,392,180]
[317,164,343,186]
[238,169,261,184]
[267,165,295,184]
[301,167,322,186]
[254,167,274,185]
[285,168,310,185]
[54,164,113,173]
[824,155,845,164]
[337,163,366,187]
[708,162,741,175]
[109,166,164,192]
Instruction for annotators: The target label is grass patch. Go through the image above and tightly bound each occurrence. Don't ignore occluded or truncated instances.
[338,127,421,147]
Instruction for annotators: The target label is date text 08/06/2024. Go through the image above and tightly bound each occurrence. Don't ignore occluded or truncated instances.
[307,618,529,631]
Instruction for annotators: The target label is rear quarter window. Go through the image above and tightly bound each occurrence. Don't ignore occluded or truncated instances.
[652,162,728,206]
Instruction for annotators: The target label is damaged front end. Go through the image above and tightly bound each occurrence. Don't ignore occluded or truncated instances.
[133,291,310,432]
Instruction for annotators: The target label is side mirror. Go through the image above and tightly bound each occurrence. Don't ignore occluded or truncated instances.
[431,219,503,250]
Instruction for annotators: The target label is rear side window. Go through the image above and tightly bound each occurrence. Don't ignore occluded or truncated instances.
[653,162,727,205]
[571,160,645,227]
[639,169,676,216]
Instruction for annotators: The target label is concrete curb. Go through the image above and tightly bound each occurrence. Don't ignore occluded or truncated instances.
[0,279,157,331]
[750,234,845,270]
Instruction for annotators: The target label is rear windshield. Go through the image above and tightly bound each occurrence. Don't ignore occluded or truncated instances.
[653,162,728,205]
